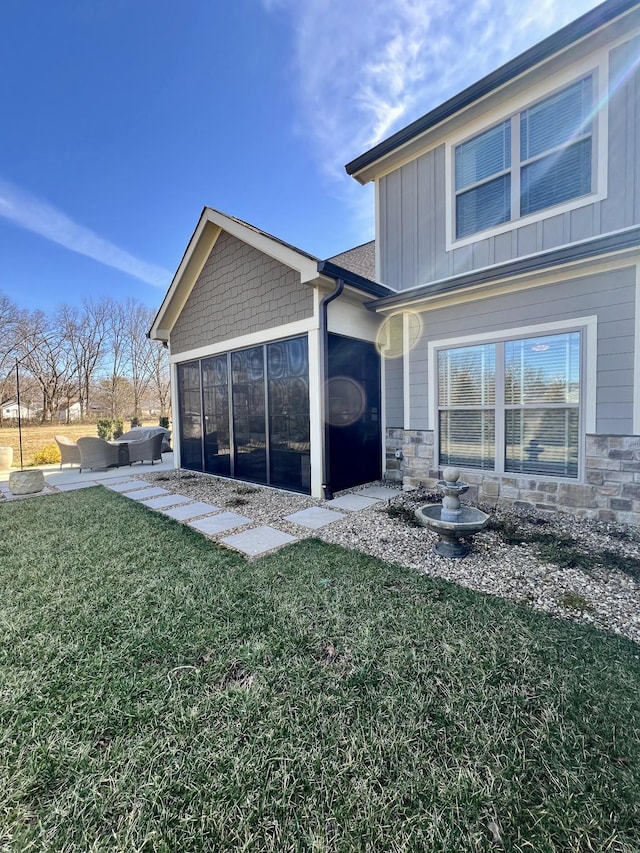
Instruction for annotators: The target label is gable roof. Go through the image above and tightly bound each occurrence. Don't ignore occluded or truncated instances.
[149,207,321,342]
[150,210,391,342]
[346,0,637,182]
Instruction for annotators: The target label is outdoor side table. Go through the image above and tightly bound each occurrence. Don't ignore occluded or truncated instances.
[110,441,130,467]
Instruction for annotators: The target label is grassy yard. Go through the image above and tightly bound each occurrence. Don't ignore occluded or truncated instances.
[0,422,162,468]
[1,488,639,852]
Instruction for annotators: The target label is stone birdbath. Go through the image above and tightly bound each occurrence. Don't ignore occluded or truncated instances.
[415,466,489,558]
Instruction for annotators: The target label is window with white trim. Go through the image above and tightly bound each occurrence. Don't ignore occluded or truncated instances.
[437,331,581,477]
[455,76,594,239]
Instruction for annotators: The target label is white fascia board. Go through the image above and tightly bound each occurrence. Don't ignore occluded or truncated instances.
[206,208,319,283]
[149,211,221,341]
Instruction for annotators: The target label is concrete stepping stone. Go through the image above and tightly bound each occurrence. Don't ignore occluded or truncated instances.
[358,486,402,499]
[106,480,148,493]
[284,507,345,529]
[221,525,297,557]
[122,487,171,501]
[188,511,252,535]
[142,494,192,509]
[56,481,100,491]
[325,494,381,511]
[160,501,221,521]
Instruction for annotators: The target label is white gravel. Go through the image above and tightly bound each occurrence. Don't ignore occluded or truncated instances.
[141,470,640,646]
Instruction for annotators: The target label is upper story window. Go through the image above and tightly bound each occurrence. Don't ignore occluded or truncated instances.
[455,76,594,239]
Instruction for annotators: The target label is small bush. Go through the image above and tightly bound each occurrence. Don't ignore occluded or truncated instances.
[559,592,594,612]
[225,497,249,507]
[30,444,61,466]
[97,419,113,440]
[130,416,142,428]
[112,419,124,440]
[159,416,170,429]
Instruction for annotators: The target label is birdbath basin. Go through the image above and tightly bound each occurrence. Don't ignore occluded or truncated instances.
[415,504,489,558]
[415,466,489,557]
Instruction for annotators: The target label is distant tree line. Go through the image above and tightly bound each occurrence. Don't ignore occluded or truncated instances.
[0,292,170,425]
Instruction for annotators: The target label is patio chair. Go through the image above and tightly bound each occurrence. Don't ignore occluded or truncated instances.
[126,432,164,466]
[77,437,121,473]
[54,435,81,469]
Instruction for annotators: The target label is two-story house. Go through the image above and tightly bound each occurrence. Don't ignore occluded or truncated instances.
[150,0,640,524]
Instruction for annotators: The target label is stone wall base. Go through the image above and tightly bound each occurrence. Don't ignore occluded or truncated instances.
[385,429,640,526]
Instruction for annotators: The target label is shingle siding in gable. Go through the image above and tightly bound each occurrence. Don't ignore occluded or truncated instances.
[170,231,314,355]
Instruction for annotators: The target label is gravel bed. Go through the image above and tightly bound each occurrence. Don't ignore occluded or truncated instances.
[141,470,640,646]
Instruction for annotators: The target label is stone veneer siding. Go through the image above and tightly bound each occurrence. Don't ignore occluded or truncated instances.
[171,231,314,355]
[385,429,640,526]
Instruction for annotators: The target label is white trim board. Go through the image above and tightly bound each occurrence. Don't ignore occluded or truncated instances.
[169,318,318,364]
[634,262,640,434]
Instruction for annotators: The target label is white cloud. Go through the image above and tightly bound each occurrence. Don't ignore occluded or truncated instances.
[0,179,172,288]
[264,0,601,242]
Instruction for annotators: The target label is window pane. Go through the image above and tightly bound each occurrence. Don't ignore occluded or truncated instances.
[438,344,495,406]
[177,361,202,471]
[439,410,495,469]
[521,138,591,215]
[521,77,592,161]
[232,347,266,484]
[456,175,511,238]
[505,332,580,404]
[268,337,310,493]
[505,409,578,477]
[456,120,511,189]
[202,355,230,476]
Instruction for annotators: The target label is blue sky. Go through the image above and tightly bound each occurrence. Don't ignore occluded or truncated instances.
[0,0,600,314]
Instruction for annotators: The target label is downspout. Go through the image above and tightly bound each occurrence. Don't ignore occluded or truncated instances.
[318,277,344,500]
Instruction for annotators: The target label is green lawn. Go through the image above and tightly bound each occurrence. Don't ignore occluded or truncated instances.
[1,488,639,852]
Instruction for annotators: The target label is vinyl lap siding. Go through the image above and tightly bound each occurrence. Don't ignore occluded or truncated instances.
[404,267,635,435]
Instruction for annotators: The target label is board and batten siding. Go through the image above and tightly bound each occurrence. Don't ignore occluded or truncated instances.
[378,36,640,291]
[384,266,636,435]
[170,231,314,355]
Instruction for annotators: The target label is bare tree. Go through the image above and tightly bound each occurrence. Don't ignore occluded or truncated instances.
[58,298,109,417]
[148,340,171,419]
[121,299,157,421]
[15,309,74,422]
[101,300,131,418]
[0,293,20,425]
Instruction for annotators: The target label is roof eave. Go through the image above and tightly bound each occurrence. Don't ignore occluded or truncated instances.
[346,0,637,183]
[316,259,394,299]
[366,226,640,311]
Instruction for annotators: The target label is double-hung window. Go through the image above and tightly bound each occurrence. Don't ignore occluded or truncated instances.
[438,331,581,478]
[455,76,594,239]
